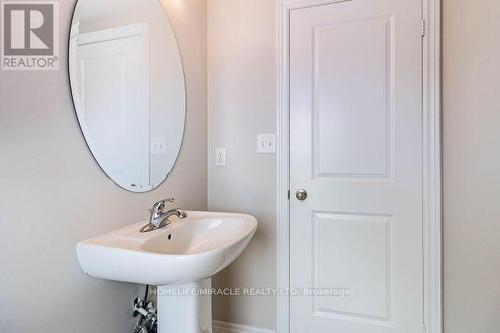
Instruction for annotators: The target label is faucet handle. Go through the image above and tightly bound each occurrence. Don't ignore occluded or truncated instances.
[151,198,175,212]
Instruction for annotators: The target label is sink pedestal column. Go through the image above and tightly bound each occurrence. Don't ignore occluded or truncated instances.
[157,278,212,333]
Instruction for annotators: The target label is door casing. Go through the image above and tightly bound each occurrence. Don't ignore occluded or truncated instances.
[275,0,442,332]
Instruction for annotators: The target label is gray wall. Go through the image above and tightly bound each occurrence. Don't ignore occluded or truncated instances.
[443,1,500,332]
[207,0,277,329]
[0,0,207,332]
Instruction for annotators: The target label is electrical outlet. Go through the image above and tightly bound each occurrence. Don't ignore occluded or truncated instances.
[215,148,226,167]
[257,134,276,154]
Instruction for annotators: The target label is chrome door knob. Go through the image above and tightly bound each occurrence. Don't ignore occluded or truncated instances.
[296,189,308,201]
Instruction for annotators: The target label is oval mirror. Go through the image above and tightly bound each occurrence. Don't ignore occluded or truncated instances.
[69,0,185,192]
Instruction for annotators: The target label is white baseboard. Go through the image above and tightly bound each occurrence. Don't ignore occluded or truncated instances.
[213,320,276,333]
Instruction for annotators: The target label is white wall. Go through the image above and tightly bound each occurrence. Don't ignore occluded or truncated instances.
[0,0,206,332]
[443,1,500,332]
[207,0,276,329]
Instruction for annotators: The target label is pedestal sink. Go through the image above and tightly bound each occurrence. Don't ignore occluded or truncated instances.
[77,211,257,333]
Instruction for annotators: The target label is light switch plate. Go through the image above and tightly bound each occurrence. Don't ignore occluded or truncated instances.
[257,134,276,154]
[215,148,226,167]
[151,137,166,155]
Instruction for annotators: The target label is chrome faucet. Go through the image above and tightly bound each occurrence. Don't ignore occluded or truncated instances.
[140,198,187,233]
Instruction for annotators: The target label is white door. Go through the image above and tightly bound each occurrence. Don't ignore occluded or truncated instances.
[72,24,150,190]
[289,1,423,332]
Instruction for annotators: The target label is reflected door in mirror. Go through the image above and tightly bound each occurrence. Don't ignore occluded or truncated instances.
[75,24,150,190]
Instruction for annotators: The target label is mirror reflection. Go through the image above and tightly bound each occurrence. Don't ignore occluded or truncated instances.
[69,0,185,192]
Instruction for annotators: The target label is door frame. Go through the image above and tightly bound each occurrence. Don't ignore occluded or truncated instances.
[276,0,442,332]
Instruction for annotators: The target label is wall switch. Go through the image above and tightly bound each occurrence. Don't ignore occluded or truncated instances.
[215,148,226,167]
[151,137,166,155]
[257,134,276,154]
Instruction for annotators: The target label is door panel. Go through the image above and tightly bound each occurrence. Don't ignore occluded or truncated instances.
[289,1,423,332]
[314,15,392,178]
[313,212,391,320]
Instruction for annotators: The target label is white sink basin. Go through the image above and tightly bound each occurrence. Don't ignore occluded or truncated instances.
[77,211,257,286]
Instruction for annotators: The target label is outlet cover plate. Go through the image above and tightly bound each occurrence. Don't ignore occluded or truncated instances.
[215,148,226,167]
[151,137,166,155]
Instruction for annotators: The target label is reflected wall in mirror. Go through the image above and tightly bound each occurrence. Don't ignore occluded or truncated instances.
[69,0,185,192]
